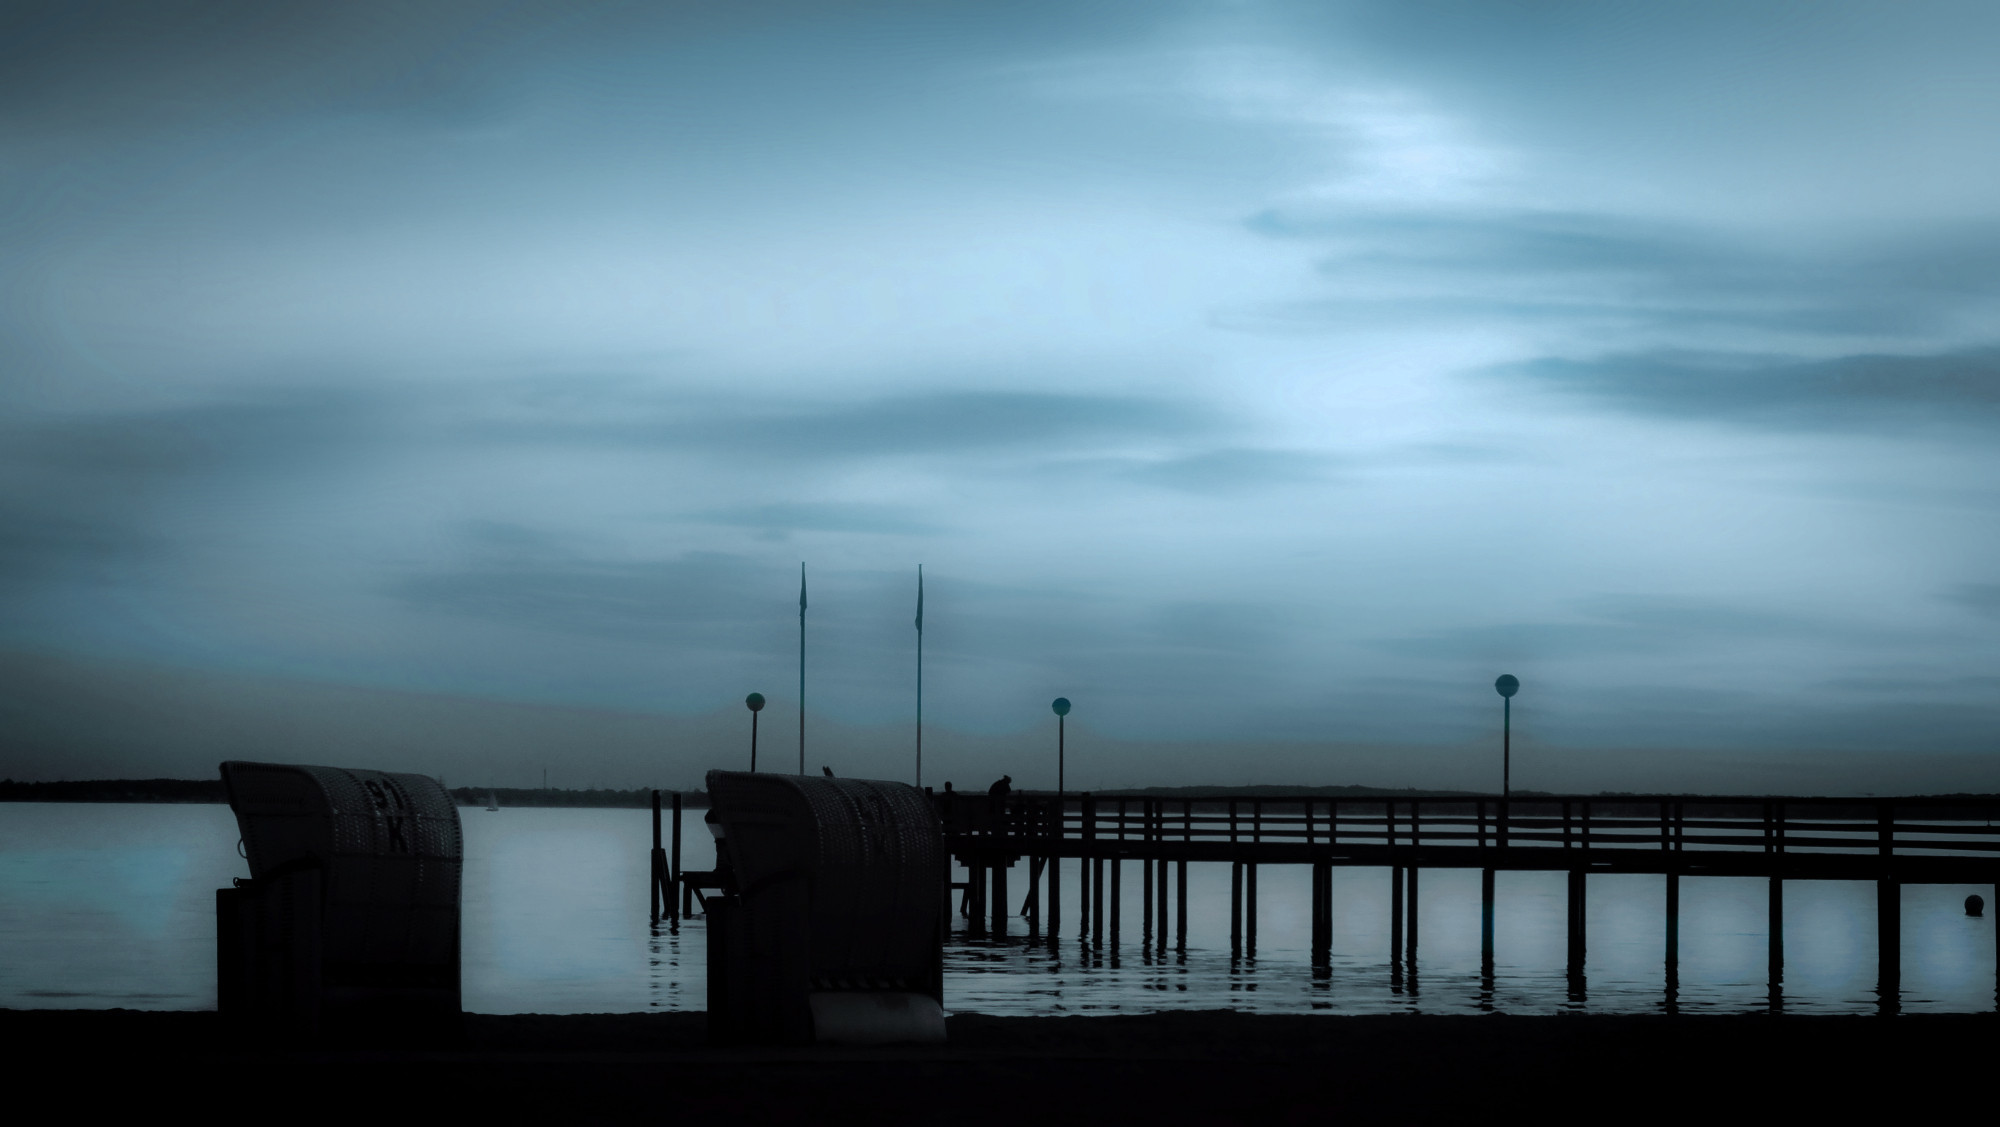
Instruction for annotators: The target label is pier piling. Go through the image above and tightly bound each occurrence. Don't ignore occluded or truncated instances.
[1230,862,1243,953]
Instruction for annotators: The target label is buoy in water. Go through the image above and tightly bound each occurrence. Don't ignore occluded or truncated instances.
[1967,894,1986,917]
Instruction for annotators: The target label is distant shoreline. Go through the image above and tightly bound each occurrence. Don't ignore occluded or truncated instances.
[4,777,1995,808]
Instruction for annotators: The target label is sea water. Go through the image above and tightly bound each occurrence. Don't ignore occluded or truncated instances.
[1,802,1992,1014]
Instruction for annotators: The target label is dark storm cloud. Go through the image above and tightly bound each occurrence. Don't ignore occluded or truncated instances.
[10,388,393,478]
[0,1,639,139]
[1232,206,2000,339]
[1240,207,2000,339]
[0,502,152,580]
[1502,347,2000,430]
[0,388,393,586]
[1373,594,1908,661]
[1952,584,2000,618]
[392,550,772,643]
[1123,448,1330,493]
[688,503,944,537]
[472,387,1214,460]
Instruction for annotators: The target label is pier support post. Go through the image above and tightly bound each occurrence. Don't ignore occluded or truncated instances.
[1404,865,1418,965]
[1023,856,1043,935]
[1048,855,1061,942]
[991,863,1008,937]
[1141,857,1152,945]
[1246,864,1258,955]
[1480,867,1495,969]
[1566,868,1586,977]
[1389,864,1404,973]
[1665,871,1679,1002]
[1157,852,1169,949]
[1768,876,1784,1010]
[671,792,684,923]
[1092,857,1105,949]
[1110,858,1122,947]
[1878,875,1901,1011]
[1078,850,1091,940]
[1230,862,1244,953]
[1311,861,1332,964]
[968,864,987,936]
[650,790,662,926]
[1176,860,1188,951]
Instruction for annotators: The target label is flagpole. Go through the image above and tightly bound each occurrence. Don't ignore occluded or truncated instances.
[798,562,807,777]
[915,564,924,788]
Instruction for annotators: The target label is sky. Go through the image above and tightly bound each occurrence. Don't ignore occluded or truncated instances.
[4,1,1999,793]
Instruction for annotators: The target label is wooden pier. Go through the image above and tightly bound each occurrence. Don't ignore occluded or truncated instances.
[938,793,2000,1011]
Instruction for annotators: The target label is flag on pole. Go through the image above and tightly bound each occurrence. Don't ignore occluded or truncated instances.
[799,564,808,616]
[914,566,923,632]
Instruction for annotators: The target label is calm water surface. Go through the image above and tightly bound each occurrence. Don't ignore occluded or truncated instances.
[2,803,1992,1014]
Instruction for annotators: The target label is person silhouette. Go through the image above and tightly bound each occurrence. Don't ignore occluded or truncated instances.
[987,775,1012,834]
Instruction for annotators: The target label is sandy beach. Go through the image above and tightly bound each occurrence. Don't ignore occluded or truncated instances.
[11,1008,1992,1122]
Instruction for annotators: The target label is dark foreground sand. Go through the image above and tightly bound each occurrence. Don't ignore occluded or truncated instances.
[9,1008,1993,1123]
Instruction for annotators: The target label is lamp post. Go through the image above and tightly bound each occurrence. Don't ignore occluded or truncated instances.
[745,692,765,771]
[1494,675,1519,797]
[1051,697,1071,796]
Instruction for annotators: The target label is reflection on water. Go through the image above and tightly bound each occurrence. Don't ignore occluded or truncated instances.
[2,803,1992,1014]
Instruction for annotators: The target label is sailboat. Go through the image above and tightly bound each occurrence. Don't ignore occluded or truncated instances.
[485,792,499,812]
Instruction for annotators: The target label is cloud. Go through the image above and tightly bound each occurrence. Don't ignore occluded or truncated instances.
[687,503,944,537]
[0,1,561,139]
[1239,206,2000,341]
[1952,584,2000,617]
[471,386,1216,460]
[1124,448,1330,493]
[1371,593,1908,661]
[0,502,154,581]
[391,550,775,643]
[1498,347,2000,429]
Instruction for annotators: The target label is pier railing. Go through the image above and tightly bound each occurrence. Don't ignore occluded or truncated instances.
[940,794,2000,870]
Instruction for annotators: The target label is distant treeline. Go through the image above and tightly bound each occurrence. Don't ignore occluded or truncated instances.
[0,778,228,803]
[0,778,709,807]
[452,787,709,809]
[1054,785,1492,800]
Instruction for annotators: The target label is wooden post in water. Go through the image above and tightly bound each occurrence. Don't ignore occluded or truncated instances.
[1156,835,1169,950]
[1176,858,1188,951]
[1141,801,1153,946]
[1246,864,1258,954]
[1093,856,1107,946]
[1023,855,1043,935]
[1404,863,1418,964]
[1229,861,1243,953]
[991,862,1008,937]
[1665,872,1679,986]
[1877,800,1898,1012]
[1389,863,1404,972]
[1768,875,1784,1009]
[969,864,987,936]
[1080,795,1094,941]
[1878,874,1900,1011]
[1480,867,1495,968]
[671,792,683,924]
[1566,868,1586,978]
[1048,851,1061,942]
[650,789,662,925]
[1310,861,1330,963]
[1110,856,1121,947]
[1177,799,1190,951]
